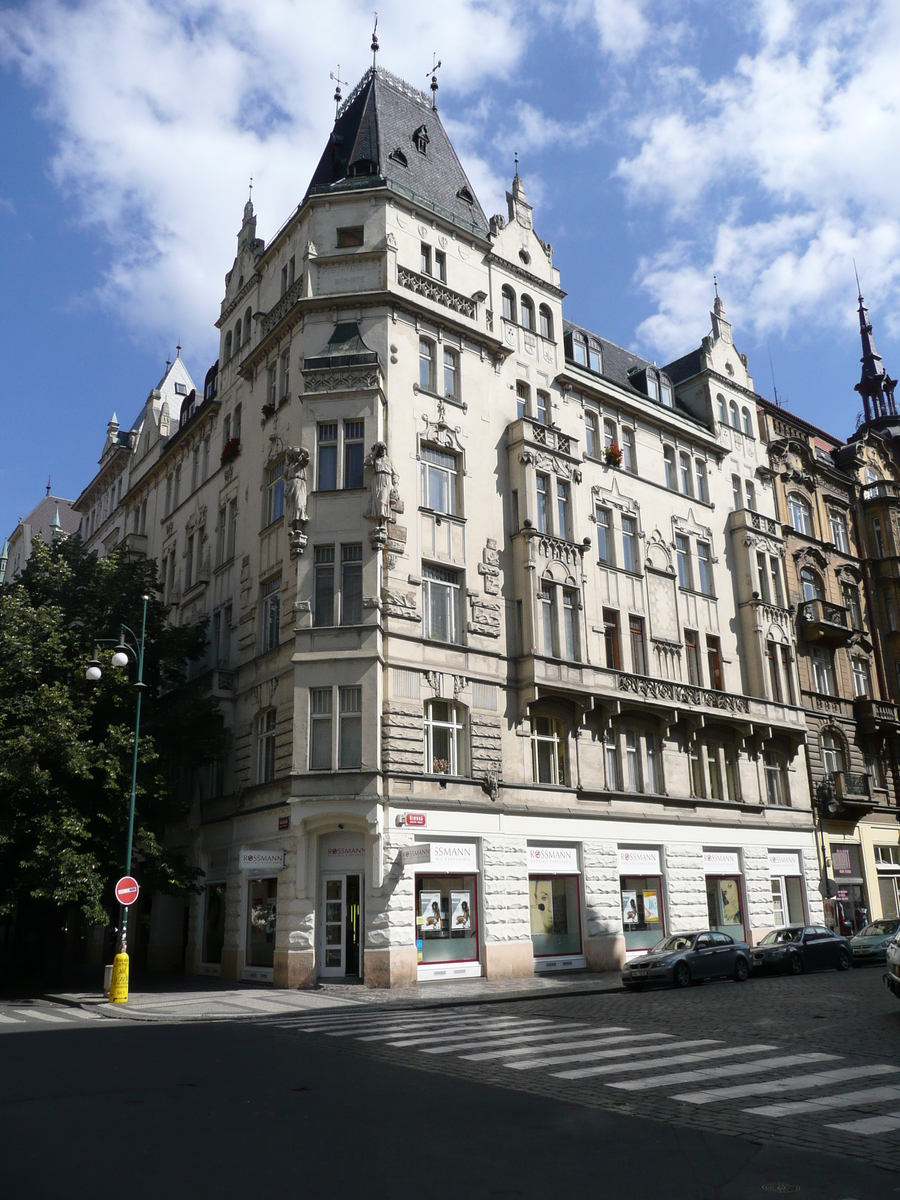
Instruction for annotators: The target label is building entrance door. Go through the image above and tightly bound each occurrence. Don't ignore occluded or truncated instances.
[320,874,362,978]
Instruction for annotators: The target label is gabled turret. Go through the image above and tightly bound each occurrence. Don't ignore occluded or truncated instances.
[855,290,897,424]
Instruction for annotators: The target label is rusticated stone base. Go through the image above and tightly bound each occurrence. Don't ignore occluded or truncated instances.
[584,934,626,972]
[273,949,316,989]
[364,946,418,988]
[483,940,534,979]
[220,948,241,982]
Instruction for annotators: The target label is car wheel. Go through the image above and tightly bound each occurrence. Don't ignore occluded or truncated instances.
[789,953,803,975]
[837,949,851,971]
[674,962,691,989]
[734,957,749,982]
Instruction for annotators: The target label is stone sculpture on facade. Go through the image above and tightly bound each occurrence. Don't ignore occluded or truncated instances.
[365,441,399,522]
[284,445,310,527]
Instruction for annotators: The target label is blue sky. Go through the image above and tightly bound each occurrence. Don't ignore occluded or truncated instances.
[3,0,899,538]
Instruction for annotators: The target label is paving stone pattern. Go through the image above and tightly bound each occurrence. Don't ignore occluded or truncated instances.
[270,966,900,1175]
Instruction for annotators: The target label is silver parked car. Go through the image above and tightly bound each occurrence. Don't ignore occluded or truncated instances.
[622,931,751,991]
[850,918,900,966]
[884,930,900,999]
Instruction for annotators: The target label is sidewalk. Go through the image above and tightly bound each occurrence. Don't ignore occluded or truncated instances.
[50,968,624,1022]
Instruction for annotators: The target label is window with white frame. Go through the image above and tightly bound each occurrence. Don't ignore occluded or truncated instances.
[309,689,333,770]
[425,700,467,775]
[624,729,641,791]
[676,535,692,590]
[603,418,617,451]
[516,380,530,419]
[521,295,535,331]
[718,395,728,424]
[536,390,550,425]
[788,493,813,536]
[811,646,837,696]
[501,286,516,322]
[423,565,462,643]
[622,427,637,473]
[539,305,553,340]
[264,460,284,527]
[695,459,709,503]
[443,347,460,400]
[539,586,556,657]
[622,516,638,574]
[764,750,790,806]
[732,475,742,511]
[741,407,753,437]
[261,575,281,652]
[588,340,602,373]
[745,480,756,511]
[851,657,872,699]
[829,510,849,552]
[821,730,845,777]
[842,581,862,628]
[257,710,277,783]
[562,590,578,659]
[596,507,612,564]
[679,452,693,497]
[585,411,599,458]
[317,423,338,491]
[536,474,550,533]
[339,686,362,768]
[629,615,647,674]
[697,541,713,596]
[572,331,587,366]
[419,337,436,391]
[556,481,571,540]
[605,730,619,790]
[664,446,677,490]
[729,399,740,429]
[314,546,335,626]
[800,567,823,601]
[531,716,567,785]
[280,350,290,401]
[660,377,674,408]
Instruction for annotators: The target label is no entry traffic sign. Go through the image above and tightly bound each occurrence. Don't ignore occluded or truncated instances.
[115,876,140,906]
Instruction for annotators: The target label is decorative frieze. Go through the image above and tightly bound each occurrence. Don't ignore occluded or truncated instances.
[397,265,476,319]
[467,594,501,638]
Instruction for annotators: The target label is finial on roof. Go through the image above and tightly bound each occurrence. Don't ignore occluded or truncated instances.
[371,12,379,69]
[176,341,182,359]
[713,273,718,299]
[425,53,441,110]
[109,411,118,427]
[165,355,171,372]
[46,476,51,497]
[330,65,348,118]
[854,280,898,424]
[50,506,61,530]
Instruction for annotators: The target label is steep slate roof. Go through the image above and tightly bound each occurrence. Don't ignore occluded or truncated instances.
[663,347,704,385]
[10,495,79,542]
[305,67,489,237]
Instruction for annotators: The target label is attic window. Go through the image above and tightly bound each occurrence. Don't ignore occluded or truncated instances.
[336,226,364,248]
[348,158,377,177]
[389,148,408,168]
[174,383,187,396]
[456,185,474,205]
[412,125,429,155]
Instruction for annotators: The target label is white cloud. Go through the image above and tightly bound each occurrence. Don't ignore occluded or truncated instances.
[615,0,900,359]
[0,0,526,361]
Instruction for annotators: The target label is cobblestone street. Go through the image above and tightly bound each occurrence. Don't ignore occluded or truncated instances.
[269,964,900,1177]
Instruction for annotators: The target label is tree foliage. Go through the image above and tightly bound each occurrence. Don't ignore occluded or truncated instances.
[0,536,224,925]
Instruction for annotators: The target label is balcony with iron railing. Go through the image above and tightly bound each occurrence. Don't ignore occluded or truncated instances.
[799,598,851,642]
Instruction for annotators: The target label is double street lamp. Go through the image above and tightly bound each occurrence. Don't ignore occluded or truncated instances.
[85,594,149,998]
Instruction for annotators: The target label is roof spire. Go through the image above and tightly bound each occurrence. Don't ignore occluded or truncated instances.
[713,273,718,299]
[330,65,348,119]
[46,476,51,497]
[371,12,379,69]
[854,277,898,424]
[176,341,182,359]
[425,53,441,110]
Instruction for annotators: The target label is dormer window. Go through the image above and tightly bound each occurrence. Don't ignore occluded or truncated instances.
[348,158,377,177]
[457,186,474,205]
[389,148,408,168]
[413,125,429,155]
[588,340,601,373]
[573,332,588,367]
[660,378,674,407]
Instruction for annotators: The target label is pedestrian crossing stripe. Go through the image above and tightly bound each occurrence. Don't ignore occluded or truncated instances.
[501,1038,721,1070]
[674,1063,900,1105]
[606,1052,839,1091]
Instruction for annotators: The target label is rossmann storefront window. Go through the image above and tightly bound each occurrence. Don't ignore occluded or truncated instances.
[618,847,665,953]
[527,845,584,971]
[703,850,746,941]
[403,842,481,980]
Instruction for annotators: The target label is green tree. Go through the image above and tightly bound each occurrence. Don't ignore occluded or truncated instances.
[0,536,224,926]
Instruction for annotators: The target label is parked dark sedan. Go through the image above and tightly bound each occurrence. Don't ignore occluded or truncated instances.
[752,925,851,974]
[622,931,751,990]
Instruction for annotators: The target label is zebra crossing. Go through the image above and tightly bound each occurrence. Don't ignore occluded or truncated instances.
[0,1003,105,1028]
[277,1004,900,1138]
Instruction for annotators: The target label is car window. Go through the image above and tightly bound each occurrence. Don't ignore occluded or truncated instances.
[695,936,711,948]
[803,927,818,940]
[815,926,833,938]
[714,933,734,945]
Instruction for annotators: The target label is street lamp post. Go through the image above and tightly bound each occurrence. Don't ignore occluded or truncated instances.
[815,778,842,931]
[85,594,150,1002]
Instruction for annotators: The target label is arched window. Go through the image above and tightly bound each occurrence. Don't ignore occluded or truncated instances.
[234,318,241,349]
[573,332,588,367]
[531,715,567,786]
[224,331,232,361]
[520,295,535,331]
[664,446,677,490]
[501,286,516,322]
[800,567,823,601]
[821,730,845,779]
[729,399,740,428]
[539,304,553,340]
[243,307,252,344]
[588,340,602,373]
[622,428,637,473]
[718,394,728,424]
[741,407,753,437]
[788,493,813,536]
[425,700,467,775]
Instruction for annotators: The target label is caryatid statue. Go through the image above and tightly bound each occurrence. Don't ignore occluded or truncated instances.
[365,441,398,522]
[284,445,310,526]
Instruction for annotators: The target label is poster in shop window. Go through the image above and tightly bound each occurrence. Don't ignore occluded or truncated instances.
[642,891,659,923]
[450,892,472,932]
[718,879,741,925]
[622,891,638,926]
[530,879,554,936]
[418,891,443,934]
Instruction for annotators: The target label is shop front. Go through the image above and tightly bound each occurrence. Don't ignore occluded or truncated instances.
[527,845,585,972]
[703,850,746,941]
[241,848,284,982]
[319,832,366,979]
[876,845,900,919]
[403,841,480,981]
[618,847,665,956]
[768,850,806,929]
[830,842,868,936]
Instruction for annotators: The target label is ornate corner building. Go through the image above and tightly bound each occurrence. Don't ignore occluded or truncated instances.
[51,63,900,988]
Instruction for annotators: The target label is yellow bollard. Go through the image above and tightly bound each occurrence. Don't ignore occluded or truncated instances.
[108,952,129,1003]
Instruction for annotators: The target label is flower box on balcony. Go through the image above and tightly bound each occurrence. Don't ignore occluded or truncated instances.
[220,437,241,466]
[604,443,623,468]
